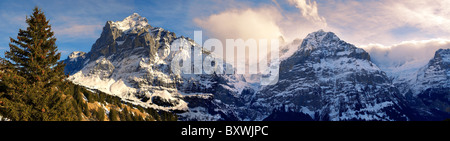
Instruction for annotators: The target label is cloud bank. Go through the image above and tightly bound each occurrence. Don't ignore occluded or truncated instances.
[194,0,450,46]
[321,0,450,46]
[194,0,329,45]
[193,0,450,74]
[194,7,284,42]
[362,39,450,73]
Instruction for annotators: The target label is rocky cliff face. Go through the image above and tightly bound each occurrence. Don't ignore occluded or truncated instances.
[408,49,449,95]
[64,13,253,121]
[248,30,411,121]
[393,49,450,120]
[64,14,449,121]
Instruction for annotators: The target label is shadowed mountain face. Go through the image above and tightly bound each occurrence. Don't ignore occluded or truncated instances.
[64,14,449,121]
[397,49,450,120]
[251,30,411,121]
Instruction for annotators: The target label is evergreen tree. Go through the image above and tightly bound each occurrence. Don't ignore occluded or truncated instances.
[83,103,91,117]
[147,108,160,121]
[85,91,95,102]
[109,107,119,121]
[0,7,77,121]
[119,110,126,121]
[123,107,133,121]
[135,114,143,121]
[96,107,105,121]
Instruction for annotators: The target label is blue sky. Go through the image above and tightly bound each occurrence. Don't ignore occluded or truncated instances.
[0,0,220,59]
[0,0,274,59]
[0,0,449,61]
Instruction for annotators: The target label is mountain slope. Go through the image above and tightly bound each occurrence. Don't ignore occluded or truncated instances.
[405,49,449,96]
[250,30,411,121]
[393,49,450,120]
[64,14,448,121]
[64,13,253,121]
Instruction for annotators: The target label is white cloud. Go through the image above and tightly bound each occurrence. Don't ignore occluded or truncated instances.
[386,1,450,34]
[287,0,326,25]
[194,7,284,42]
[362,39,450,72]
[193,0,329,73]
[192,0,449,47]
[194,0,327,43]
[194,6,285,73]
[320,0,450,46]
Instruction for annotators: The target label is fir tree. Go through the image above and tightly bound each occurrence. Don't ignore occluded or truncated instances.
[123,107,133,121]
[96,107,105,121]
[0,7,77,121]
[119,110,126,121]
[109,107,119,121]
[83,103,91,117]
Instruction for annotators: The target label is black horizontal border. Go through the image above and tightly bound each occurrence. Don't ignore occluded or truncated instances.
[0,121,448,139]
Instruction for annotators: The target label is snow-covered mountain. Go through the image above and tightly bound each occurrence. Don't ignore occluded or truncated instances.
[64,13,254,120]
[65,13,186,111]
[389,49,450,120]
[249,30,412,121]
[64,14,449,121]
[394,49,449,96]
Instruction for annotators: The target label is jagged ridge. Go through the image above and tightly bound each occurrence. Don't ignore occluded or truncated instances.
[64,14,449,121]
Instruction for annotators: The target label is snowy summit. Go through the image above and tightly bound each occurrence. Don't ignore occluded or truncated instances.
[63,12,450,121]
[111,13,150,33]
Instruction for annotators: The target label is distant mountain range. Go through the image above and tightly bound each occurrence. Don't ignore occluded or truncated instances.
[64,13,449,121]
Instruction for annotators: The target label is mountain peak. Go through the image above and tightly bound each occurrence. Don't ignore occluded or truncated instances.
[291,29,370,61]
[110,13,150,33]
[435,48,450,60]
[299,29,350,52]
[429,48,450,67]
[304,29,339,43]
